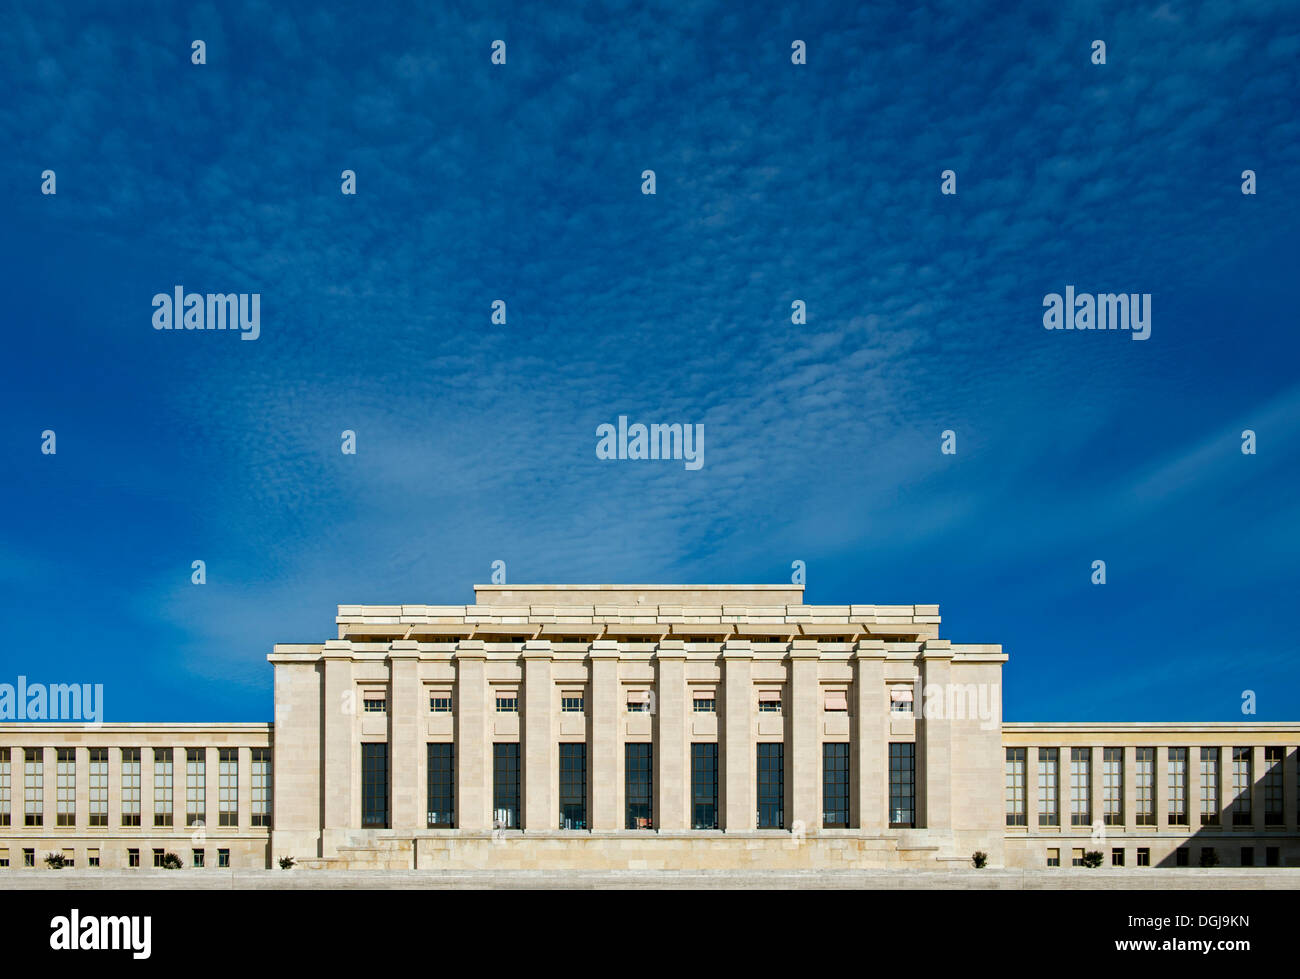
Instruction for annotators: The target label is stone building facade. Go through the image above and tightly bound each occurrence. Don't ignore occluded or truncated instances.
[2,584,1297,871]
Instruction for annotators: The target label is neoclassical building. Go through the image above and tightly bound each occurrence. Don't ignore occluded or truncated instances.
[2,584,1297,872]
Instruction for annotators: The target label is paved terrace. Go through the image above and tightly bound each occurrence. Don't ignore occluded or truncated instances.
[5,868,1298,889]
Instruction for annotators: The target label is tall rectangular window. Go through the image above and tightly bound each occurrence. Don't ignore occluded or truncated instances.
[1135,747,1155,826]
[691,743,718,829]
[889,743,915,828]
[185,748,206,826]
[218,748,238,826]
[1005,747,1026,826]
[1200,748,1219,825]
[25,748,43,827]
[1231,747,1252,826]
[427,743,454,828]
[251,748,271,827]
[823,743,850,828]
[757,743,784,829]
[89,748,108,827]
[0,748,9,827]
[56,748,75,827]
[154,748,173,826]
[121,748,140,826]
[1103,747,1123,825]
[1037,748,1059,827]
[557,743,584,829]
[625,743,653,829]
[1168,748,1187,826]
[361,743,389,828]
[1264,747,1283,826]
[493,743,520,829]
[1070,748,1091,826]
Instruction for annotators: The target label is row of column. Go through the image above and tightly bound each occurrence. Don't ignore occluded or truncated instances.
[1020,745,1300,834]
[5,744,260,834]
[320,638,955,834]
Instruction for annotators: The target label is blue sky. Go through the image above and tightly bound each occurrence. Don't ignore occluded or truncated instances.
[1,1,1297,723]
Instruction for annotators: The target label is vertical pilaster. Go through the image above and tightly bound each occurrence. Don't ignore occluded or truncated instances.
[522,643,554,830]
[1155,745,1169,833]
[1285,746,1298,832]
[1217,745,1230,827]
[589,644,620,830]
[140,745,154,831]
[1122,745,1137,833]
[321,642,355,834]
[789,644,820,833]
[852,643,886,833]
[237,745,252,831]
[42,746,55,829]
[1089,745,1104,834]
[654,644,687,830]
[722,640,754,832]
[1188,745,1201,832]
[1252,745,1267,833]
[919,640,953,830]
[205,745,220,832]
[388,643,421,831]
[74,746,89,831]
[454,643,489,831]
[1025,745,1039,830]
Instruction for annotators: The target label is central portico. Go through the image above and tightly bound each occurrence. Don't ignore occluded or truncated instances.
[267,584,1007,869]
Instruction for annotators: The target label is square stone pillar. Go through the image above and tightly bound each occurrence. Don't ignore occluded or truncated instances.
[722,641,754,832]
[321,642,355,834]
[1122,746,1137,832]
[522,643,554,831]
[237,746,253,831]
[918,640,954,830]
[388,643,422,831]
[1155,745,1169,832]
[107,745,120,830]
[1025,745,1039,829]
[589,643,621,830]
[1187,745,1201,831]
[1089,745,1104,835]
[42,746,55,829]
[140,746,154,830]
[789,644,821,834]
[852,643,887,833]
[454,643,489,832]
[1285,745,1298,832]
[654,643,688,830]
[75,746,90,830]
[1252,745,1267,833]
[204,746,220,831]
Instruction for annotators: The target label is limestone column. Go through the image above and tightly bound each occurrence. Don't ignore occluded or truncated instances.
[1217,745,1230,827]
[205,745,220,833]
[140,746,154,831]
[654,643,688,831]
[852,643,887,833]
[1252,745,1266,833]
[1025,745,1039,831]
[918,640,954,830]
[1122,746,1137,833]
[1187,745,1201,832]
[74,746,90,832]
[721,640,754,832]
[1285,745,1298,832]
[522,642,554,830]
[454,642,489,831]
[388,642,422,831]
[1090,745,1104,835]
[589,643,620,830]
[237,745,252,831]
[321,641,355,840]
[1155,745,1169,833]
[106,744,120,832]
[789,643,820,833]
[42,746,55,829]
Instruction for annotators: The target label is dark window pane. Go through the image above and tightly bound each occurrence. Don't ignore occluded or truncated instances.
[427,743,454,828]
[361,743,389,828]
[559,743,586,829]
[823,743,850,828]
[691,743,718,829]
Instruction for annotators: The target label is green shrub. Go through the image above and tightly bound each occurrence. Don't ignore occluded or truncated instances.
[44,852,69,869]
[279,856,296,870]
[971,851,988,869]
[1082,850,1104,868]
